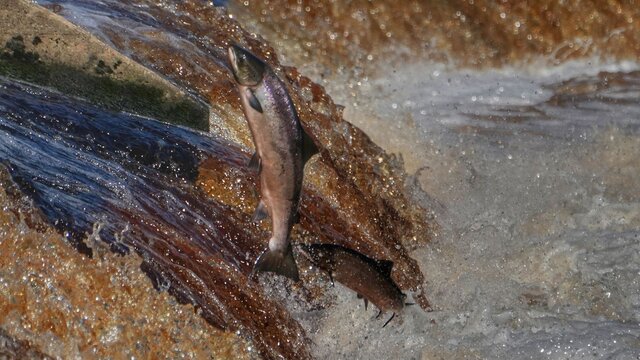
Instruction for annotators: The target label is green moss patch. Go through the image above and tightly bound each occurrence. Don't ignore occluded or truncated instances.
[0,36,208,131]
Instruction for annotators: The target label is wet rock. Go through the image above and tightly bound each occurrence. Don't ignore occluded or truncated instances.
[0,0,208,129]
[0,164,252,359]
[0,328,52,360]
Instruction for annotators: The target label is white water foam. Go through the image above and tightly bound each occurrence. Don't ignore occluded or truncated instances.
[306,59,640,359]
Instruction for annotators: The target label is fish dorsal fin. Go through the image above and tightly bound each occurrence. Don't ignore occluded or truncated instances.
[377,260,394,277]
[248,152,261,173]
[252,200,268,222]
[247,89,263,113]
[302,128,319,165]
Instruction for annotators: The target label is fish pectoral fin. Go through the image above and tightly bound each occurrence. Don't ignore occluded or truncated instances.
[248,152,261,173]
[253,245,300,281]
[302,128,319,165]
[252,201,268,223]
[382,313,396,328]
[376,309,383,319]
[247,89,263,113]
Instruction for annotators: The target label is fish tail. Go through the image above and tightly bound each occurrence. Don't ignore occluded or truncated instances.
[252,244,300,281]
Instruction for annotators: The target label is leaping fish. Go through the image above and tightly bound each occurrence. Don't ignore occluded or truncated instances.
[300,244,405,326]
[228,44,318,281]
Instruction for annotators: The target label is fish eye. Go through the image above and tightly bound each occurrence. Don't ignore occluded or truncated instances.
[239,53,249,65]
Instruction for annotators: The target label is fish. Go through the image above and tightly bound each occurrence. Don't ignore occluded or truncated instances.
[228,44,318,281]
[300,244,404,325]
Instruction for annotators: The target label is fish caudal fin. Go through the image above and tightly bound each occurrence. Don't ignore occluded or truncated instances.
[253,245,300,281]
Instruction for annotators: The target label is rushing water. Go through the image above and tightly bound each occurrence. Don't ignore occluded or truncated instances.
[0,78,313,358]
[322,63,640,359]
[2,0,640,359]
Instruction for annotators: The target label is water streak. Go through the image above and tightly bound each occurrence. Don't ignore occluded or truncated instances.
[0,78,309,358]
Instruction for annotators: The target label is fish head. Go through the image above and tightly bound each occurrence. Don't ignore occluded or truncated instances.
[228,44,266,86]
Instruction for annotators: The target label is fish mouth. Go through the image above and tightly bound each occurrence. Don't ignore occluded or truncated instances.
[227,44,265,86]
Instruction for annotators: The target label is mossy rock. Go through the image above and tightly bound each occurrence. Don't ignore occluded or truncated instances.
[0,35,208,130]
[0,0,210,131]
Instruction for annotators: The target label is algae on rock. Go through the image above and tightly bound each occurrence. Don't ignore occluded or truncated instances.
[0,0,209,130]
